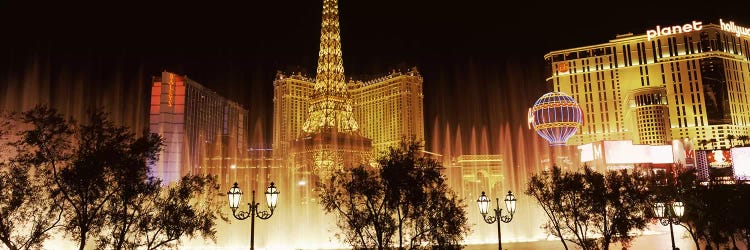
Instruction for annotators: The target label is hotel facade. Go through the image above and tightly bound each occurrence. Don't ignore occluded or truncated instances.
[149,71,250,185]
[545,19,750,150]
[272,69,424,159]
[271,0,424,164]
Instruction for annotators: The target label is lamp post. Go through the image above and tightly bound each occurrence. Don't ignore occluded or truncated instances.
[227,182,279,250]
[653,201,685,250]
[477,190,517,250]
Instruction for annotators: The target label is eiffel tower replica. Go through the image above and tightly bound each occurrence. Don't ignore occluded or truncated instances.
[290,0,372,183]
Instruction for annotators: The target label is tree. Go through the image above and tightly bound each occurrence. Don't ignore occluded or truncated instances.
[595,168,651,249]
[726,134,736,148]
[95,127,163,250]
[0,107,74,250]
[526,166,651,250]
[134,175,227,250]
[320,165,394,250]
[525,166,570,249]
[320,139,469,249]
[15,106,226,250]
[651,168,750,250]
[738,135,749,147]
[650,169,703,250]
[0,111,63,250]
[698,139,710,150]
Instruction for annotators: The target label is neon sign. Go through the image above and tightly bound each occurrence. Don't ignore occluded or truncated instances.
[168,74,175,107]
[646,21,703,41]
[720,19,750,38]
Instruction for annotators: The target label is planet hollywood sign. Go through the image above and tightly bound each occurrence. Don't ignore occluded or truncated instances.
[646,21,703,41]
[646,19,750,41]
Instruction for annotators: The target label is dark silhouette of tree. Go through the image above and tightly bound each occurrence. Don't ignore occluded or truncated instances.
[0,111,64,250]
[320,139,469,249]
[0,107,74,250]
[134,175,227,250]
[737,135,749,146]
[320,165,394,249]
[651,169,703,250]
[525,166,569,250]
[652,168,750,250]
[726,134,736,148]
[596,168,651,250]
[699,139,710,150]
[14,106,226,249]
[526,166,651,250]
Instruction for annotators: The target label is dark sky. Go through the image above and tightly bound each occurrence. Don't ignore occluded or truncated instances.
[2,0,750,151]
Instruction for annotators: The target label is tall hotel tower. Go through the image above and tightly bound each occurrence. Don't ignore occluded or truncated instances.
[545,19,750,149]
[149,71,249,184]
[273,0,425,164]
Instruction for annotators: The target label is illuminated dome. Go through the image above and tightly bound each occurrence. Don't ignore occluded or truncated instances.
[528,92,583,146]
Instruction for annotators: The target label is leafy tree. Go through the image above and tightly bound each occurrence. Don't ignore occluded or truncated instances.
[0,107,74,250]
[525,166,570,249]
[650,169,702,250]
[320,165,394,249]
[94,125,163,250]
[15,106,226,250]
[134,175,227,250]
[320,139,469,249]
[595,168,651,249]
[726,134,736,148]
[526,166,651,250]
[737,135,749,146]
[0,111,64,250]
[698,139,710,150]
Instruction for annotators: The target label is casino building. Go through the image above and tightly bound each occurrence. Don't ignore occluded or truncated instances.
[149,71,249,185]
[545,19,750,150]
[272,0,425,163]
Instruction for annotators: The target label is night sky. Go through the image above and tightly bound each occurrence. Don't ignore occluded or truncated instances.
[2,0,750,152]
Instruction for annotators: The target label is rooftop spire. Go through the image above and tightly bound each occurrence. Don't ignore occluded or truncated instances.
[314,0,346,95]
[302,0,360,134]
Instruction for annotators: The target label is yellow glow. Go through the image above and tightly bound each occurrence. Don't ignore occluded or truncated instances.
[168,73,175,107]
[645,21,702,41]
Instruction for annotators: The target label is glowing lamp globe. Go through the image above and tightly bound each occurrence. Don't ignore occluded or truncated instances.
[528,92,583,146]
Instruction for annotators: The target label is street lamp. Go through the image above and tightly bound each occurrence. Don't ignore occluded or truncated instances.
[227,182,279,250]
[653,201,685,250]
[477,191,517,250]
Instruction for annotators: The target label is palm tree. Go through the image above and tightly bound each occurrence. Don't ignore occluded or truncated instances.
[709,138,718,150]
[738,135,750,147]
[726,134,736,149]
[698,139,709,150]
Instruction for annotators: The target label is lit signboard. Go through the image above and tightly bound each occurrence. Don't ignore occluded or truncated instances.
[603,141,629,164]
[581,140,675,164]
[731,147,750,180]
[707,149,732,168]
[650,145,675,164]
[721,19,750,38]
[646,21,703,41]
[579,143,594,162]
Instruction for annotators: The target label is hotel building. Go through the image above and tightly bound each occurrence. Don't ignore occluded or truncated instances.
[545,19,750,150]
[149,71,249,185]
[272,3,424,162]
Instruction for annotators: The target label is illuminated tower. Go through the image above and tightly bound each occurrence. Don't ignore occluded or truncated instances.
[271,0,425,163]
[302,0,360,135]
[290,0,372,181]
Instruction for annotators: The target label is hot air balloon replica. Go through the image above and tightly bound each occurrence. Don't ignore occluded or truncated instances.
[528,92,583,146]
